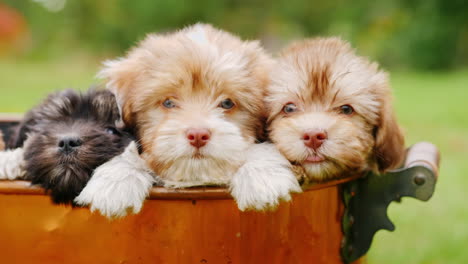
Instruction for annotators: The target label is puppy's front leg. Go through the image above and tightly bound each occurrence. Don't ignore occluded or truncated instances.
[0,148,26,180]
[230,143,302,211]
[75,142,158,219]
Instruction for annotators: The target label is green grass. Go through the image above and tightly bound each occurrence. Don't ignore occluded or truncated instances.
[0,56,100,112]
[1,58,467,263]
[368,70,468,264]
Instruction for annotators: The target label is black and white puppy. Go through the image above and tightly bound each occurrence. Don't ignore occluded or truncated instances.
[2,89,134,204]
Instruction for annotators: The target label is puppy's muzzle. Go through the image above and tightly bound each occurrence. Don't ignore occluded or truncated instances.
[302,130,327,150]
[58,137,82,154]
[186,128,211,149]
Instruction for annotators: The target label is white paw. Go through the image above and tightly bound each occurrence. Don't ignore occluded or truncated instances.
[74,142,156,219]
[0,148,26,180]
[230,143,302,211]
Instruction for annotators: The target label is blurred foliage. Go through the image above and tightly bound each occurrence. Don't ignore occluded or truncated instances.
[2,0,468,70]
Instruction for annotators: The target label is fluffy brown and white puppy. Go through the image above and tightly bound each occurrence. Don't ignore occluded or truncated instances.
[76,24,300,217]
[266,37,405,183]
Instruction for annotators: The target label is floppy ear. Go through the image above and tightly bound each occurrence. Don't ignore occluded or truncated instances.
[243,41,274,143]
[98,57,140,129]
[88,89,121,124]
[374,96,405,172]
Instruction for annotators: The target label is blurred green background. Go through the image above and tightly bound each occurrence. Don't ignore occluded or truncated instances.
[0,1,467,263]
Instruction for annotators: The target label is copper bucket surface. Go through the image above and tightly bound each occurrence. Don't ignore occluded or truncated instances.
[0,178,361,264]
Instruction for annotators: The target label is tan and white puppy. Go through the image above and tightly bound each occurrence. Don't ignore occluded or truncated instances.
[266,37,405,183]
[76,24,300,217]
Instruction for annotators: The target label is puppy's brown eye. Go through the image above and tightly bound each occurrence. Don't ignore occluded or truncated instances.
[219,99,235,109]
[283,103,297,114]
[163,99,176,108]
[340,105,354,115]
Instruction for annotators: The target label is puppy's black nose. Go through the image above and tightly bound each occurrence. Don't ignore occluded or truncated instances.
[303,130,327,150]
[58,137,82,153]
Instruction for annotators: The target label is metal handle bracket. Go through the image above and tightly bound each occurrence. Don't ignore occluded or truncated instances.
[341,142,439,263]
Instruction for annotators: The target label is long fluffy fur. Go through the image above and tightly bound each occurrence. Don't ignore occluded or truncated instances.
[6,89,133,204]
[81,23,299,217]
[230,143,302,211]
[0,147,25,180]
[266,37,405,182]
[0,126,26,180]
[75,142,158,218]
[99,23,272,184]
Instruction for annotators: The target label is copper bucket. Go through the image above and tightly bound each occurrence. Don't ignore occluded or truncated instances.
[0,178,363,264]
